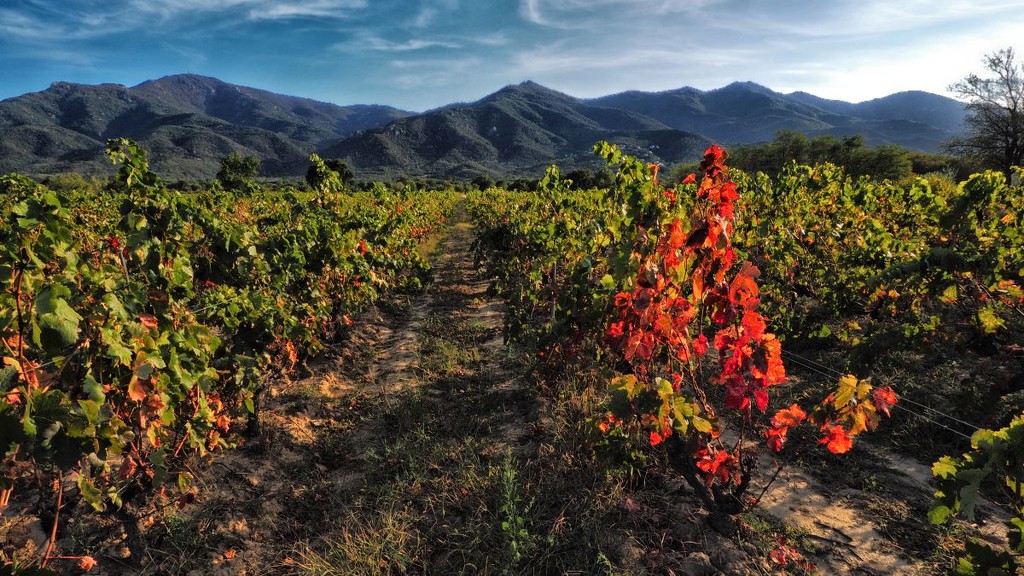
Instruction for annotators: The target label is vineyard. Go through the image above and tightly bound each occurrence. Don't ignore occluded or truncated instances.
[1,139,1023,574]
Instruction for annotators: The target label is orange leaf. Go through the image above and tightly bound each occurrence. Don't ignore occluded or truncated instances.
[127,377,148,402]
[728,264,760,308]
[119,455,138,481]
[819,425,853,454]
[765,427,788,452]
[666,220,686,250]
[78,556,98,571]
[139,313,158,329]
[771,403,807,428]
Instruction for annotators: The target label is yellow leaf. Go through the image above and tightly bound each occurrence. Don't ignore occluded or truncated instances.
[610,375,639,398]
[978,306,1005,334]
[834,374,858,409]
[849,410,868,436]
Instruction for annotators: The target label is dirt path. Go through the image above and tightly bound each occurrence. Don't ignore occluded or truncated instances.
[756,449,925,575]
[753,416,1009,575]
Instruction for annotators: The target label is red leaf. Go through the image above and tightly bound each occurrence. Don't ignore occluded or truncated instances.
[649,430,665,446]
[872,386,898,418]
[139,313,158,329]
[624,331,655,361]
[699,145,727,177]
[693,334,709,356]
[769,547,789,565]
[614,291,633,308]
[765,427,788,452]
[695,448,734,485]
[752,388,769,413]
[819,425,853,454]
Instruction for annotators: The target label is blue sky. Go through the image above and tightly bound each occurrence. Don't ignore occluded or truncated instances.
[1,0,1022,111]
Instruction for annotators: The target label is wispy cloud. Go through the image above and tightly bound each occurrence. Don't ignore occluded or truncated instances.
[0,0,369,42]
[468,33,510,47]
[246,0,367,21]
[365,37,462,52]
[714,0,1024,39]
[412,7,439,28]
[519,0,723,27]
[0,5,133,41]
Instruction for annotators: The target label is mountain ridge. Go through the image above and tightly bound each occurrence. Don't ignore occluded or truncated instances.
[0,75,965,180]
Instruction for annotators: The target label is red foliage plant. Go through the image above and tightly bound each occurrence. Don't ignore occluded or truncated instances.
[602,145,896,512]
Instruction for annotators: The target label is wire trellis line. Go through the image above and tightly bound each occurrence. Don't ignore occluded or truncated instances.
[779,348,982,437]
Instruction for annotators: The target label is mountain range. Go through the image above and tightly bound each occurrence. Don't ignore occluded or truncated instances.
[0,74,966,180]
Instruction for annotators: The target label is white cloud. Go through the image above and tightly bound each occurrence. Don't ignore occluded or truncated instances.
[519,0,724,26]
[469,33,510,47]
[715,0,1024,39]
[247,0,367,21]
[412,7,438,27]
[780,19,1024,102]
[365,37,462,51]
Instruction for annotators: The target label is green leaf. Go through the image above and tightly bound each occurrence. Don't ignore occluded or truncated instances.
[78,399,102,425]
[941,284,959,303]
[178,471,194,493]
[691,415,713,434]
[135,361,154,381]
[77,475,106,512]
[1008,517,1024,552]
[929,504,954,525]
[34,285,83,353]
[150,448,167,485]
[956,468,987,521]
[0,366,17,393]
[83,373,105,402]
[978,305,1005,334]
[22,407,36,436]
[655,377,674,402]
[610,375,639,399]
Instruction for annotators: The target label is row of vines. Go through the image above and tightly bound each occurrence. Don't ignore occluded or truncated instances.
[468,143,1023,572]
[0,140,457,573]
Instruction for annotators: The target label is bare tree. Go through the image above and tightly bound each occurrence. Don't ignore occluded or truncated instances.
[945,47,1024,177]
